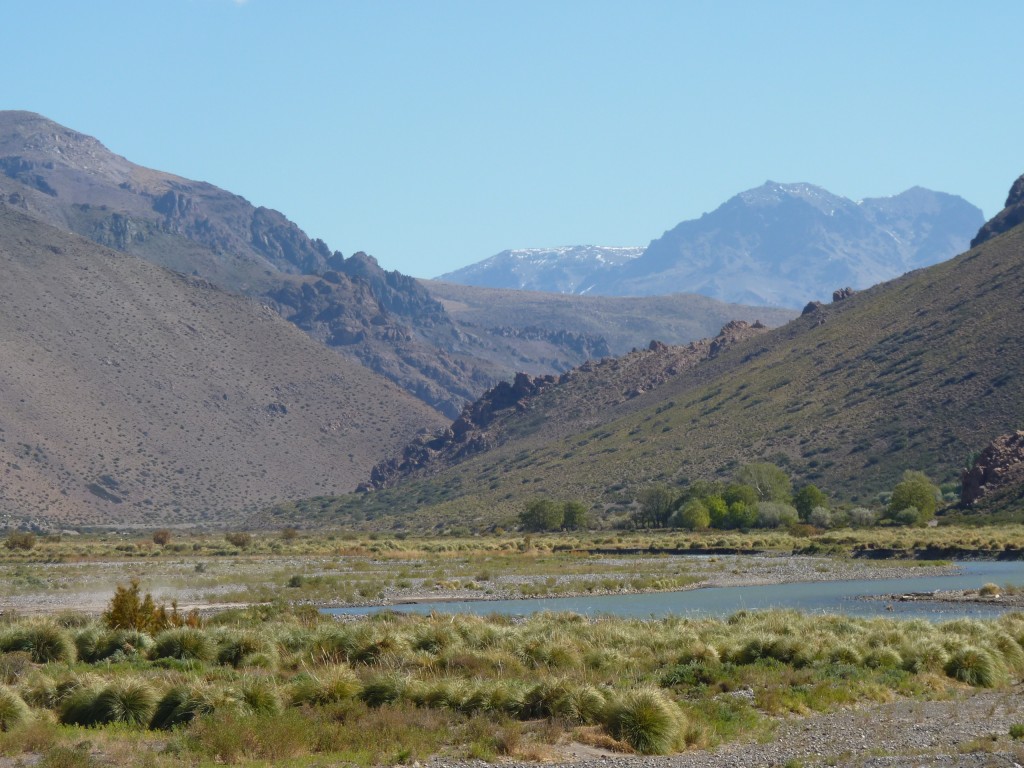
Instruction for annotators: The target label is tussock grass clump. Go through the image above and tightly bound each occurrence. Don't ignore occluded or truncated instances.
[944,646,1000,688]
[0,624,76,664]
[91,679,158,725]
[604,687,683,755]
[0,685,32,731]
[74,626,153,663]
[152,627,215,662]
[216,630,278,669]
[0,651,33,685]
[290,665,363,706]
[360,674,407,707]
[236,678,281,716]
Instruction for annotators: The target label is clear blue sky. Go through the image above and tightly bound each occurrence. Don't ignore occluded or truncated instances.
[4,1,1020,277]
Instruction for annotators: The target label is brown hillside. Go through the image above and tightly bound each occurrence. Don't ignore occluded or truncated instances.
[0,206,446,530]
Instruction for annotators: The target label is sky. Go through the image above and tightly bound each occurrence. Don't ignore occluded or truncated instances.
[3,1,1021,278]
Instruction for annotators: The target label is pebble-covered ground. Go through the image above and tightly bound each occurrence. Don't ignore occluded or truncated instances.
[427,685,1024,767]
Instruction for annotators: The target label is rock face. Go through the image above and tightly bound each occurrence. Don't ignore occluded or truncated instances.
[971,173,1024,247]
[961,431,1024,507]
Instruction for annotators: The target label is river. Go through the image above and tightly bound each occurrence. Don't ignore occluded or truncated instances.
[324,560,1024,621]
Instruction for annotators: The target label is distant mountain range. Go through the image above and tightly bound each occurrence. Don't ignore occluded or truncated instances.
[437,245,643,294]
[439,183,984,308]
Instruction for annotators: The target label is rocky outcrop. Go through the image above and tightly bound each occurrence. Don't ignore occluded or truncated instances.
[832,287,855,302]
[961,431,1024,507]
[971,173,1024,247]
[802,301,824,315]
[368,320,770,489]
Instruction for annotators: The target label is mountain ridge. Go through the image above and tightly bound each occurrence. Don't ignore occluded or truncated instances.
[437,181,984,309]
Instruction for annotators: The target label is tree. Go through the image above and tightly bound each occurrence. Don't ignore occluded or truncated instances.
[735,463,792,503]
[561,501,588,531]
[887,470,941,526]
[793,484,828,521]
[672,499,711,530]
[723,483,759,509]
[519,499,563,532]
[704,495,729,528]
[755,502,799,529]
[725,501,758,530]
[635,485,676,528]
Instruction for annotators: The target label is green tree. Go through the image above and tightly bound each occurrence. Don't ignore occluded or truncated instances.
[723,483,759,509]
[725,501,758,530]
[735,463,792,503]
[561,501,588,531]
[519,499,564,532]
[704,495,729,528]
[793,484,829,521]
[672,499,711,530]
[887,470,940,525]
[634,485,676,528]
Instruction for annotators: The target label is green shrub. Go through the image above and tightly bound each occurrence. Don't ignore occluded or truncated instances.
[152,627,215,662]
[0,685,31,730]
[945,646,999,687]
[1010,723,1024,740]
[604,687,683,754]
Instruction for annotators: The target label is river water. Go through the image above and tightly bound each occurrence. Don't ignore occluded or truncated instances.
[324,560,1024,621]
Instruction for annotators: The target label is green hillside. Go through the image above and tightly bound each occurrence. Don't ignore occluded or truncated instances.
[274,218,1024,531]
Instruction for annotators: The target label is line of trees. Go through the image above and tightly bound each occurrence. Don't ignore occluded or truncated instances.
[629,463,941,531]
[514,464,942,534]
[519,498,589,532]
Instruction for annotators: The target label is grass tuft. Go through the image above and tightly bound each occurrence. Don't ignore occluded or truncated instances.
[604,687,683,755]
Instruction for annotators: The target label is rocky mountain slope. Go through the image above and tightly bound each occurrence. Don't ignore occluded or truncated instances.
[0,111,798,417]
[437,245,643,293]
[0,206,446,530]
[0,112,602,417]
[294,173,1024,531]
[440,183,984,309]
[368,321,770,490]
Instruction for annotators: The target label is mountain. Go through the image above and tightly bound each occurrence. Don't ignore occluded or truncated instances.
[0,111,796,418]
[437,245,644,294]
[423,280,796,357]
[0,206,446,531]
[288,173,1024,531]
[438,183,984,309]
